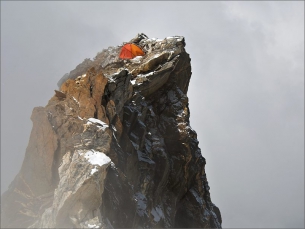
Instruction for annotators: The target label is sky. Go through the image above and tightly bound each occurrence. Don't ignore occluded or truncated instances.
[1,1,304,228]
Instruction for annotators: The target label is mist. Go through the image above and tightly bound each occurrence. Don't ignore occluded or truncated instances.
[1,1,304,228]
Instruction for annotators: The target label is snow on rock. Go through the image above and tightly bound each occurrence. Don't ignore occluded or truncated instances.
[111,125,117,132]
[151,53,163,60]
[134,192,147,217]
[87,118,108,126]
[72,96,79,105]
[87,118,109,130]
[151,206,164,222]
[84,150,111,166]
[130,56,143,64]
[90,166,98,175]
[138,71,154,78]
[130,72,154,86]
[189,188,203,206]
[108,77,116,83]
[146,38,162,42]
[88,223,99,228]
[110,162,116,168]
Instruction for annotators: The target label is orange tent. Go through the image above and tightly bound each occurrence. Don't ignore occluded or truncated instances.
[119,43,145,59]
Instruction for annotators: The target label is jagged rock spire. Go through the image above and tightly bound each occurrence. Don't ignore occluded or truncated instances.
[128,33,149,44]
[1,34,222,229]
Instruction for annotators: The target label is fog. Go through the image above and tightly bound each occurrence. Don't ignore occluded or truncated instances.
[1,2,304,228]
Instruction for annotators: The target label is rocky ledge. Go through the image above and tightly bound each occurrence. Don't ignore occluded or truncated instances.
[1,33,222,228]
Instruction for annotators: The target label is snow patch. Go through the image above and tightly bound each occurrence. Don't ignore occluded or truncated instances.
[87,118,109,130]
[90,166,98,175]
[137,71,154,79]
[87,118,108,126]
[87,223,99,228]
[131,71,154,86]
[84,150,111,166]
[130,55,143,63]
[110,162,116,168]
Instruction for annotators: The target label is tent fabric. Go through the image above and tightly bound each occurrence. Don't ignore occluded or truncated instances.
[119,43,145,59]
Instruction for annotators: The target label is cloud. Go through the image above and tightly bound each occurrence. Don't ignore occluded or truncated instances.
[1,1,304,228]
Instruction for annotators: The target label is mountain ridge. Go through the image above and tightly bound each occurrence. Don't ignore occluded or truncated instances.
[1,33,222,228]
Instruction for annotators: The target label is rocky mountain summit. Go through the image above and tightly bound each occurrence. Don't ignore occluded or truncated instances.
[1,33,222,228]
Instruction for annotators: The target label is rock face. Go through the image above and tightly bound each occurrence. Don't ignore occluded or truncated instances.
[1,34,222,228]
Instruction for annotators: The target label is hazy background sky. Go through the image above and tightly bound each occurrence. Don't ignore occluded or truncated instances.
[1,1,304,228]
